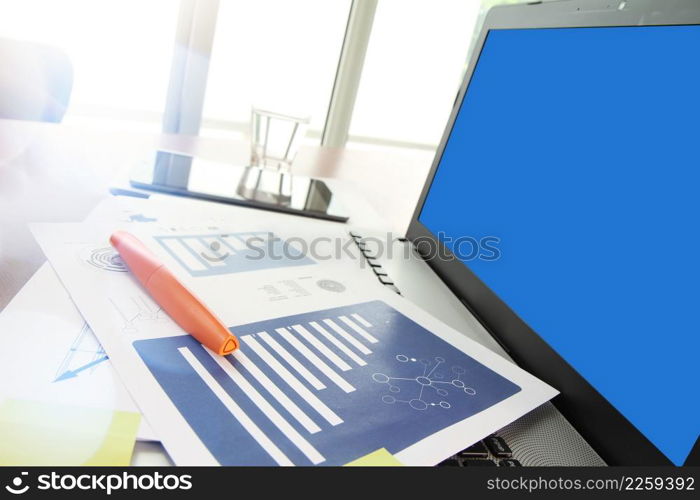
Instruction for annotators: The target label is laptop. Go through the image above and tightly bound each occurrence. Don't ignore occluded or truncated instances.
[350,0,699,466]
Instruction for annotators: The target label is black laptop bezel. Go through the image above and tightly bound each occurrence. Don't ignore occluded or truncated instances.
[406,0,700,466]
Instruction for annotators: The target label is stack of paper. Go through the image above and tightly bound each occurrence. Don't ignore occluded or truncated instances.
[2,194,557,465]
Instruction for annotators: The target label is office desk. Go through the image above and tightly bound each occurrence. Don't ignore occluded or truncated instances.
[0,118,434,464]
[0,118,434,312]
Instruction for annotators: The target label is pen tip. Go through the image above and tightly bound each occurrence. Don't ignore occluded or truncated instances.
[221,337,238,355]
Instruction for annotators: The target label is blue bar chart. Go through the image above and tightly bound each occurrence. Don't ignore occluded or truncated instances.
[153,232,315,277]
[133,300,521,465]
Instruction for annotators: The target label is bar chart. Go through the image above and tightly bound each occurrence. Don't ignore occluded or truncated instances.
[133,300,521,465]
[153,231,315,277]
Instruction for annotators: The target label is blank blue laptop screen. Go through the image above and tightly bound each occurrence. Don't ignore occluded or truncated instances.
[419,25,700,465]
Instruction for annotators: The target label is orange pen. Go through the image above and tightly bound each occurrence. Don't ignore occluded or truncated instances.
[110,230,239,355]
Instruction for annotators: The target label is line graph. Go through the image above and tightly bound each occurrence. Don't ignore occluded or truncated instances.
[109,295,168,334]
[54,322,108,382]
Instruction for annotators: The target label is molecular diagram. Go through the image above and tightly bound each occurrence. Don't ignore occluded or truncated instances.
[372,355,476,411]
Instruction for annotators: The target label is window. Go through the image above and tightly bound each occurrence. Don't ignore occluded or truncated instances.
[347,0,540,150]
[348,0,481,150]
[0,0,179,131]
[200,0,351,142]
[0,0,537,148]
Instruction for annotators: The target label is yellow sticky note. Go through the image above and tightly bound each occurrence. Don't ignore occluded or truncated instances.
[345,448,403,466]
[0,398,140,466]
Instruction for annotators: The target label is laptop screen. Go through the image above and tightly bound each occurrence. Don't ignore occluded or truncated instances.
[418,25,699,465]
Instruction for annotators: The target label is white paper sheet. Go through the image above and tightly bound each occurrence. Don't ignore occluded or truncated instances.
[0,264,157,441]
[0,195,361,446]
[31,199,558,465]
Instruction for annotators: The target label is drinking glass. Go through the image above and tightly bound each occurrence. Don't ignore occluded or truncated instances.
[249,107,310,172]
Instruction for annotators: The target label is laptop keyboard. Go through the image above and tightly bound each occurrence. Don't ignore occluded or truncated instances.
[438,434,521,467]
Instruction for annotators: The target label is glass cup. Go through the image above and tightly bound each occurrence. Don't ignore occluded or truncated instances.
[249,107,310,172]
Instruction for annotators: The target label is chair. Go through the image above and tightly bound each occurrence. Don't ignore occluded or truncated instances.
[0,38,73,123]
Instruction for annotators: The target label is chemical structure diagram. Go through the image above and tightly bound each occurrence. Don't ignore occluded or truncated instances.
[372,354,476,411]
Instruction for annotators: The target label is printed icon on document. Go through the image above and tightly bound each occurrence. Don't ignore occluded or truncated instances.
[316,279,346,293]
[83,247,128,272]
[200,240,230,263]
[128,213,158,223]
[5,472,29,495]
